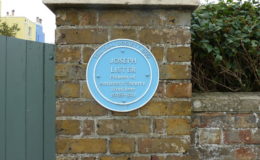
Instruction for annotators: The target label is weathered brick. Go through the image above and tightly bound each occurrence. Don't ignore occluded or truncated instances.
[166,156,192,160]
[175,29,191,44]
[139,28,191,45]
[171,101,192,116]
[224,129,252,144]
[191,113,232,128]
[81,158,96,160]
[82,47,94,63]
[100,157,150,160]
[56,138,106,153]
[111,28,137,40]
[166,118,190,135]
[57,101,107,116]
[258,114,260,128]
[153,119,165,134]
[234,114,257,128]
[151,155,165,160]
[99,10,148,26]
[80,83,93,99]
[56,157,81,160]
[166,83,192,98]
[154,82,164,98]
[199,129,221,144]
[138,138,190,153]
[111,110,138,116]
[110,138,135,154]
[251,129,260,144]
[56,82,80,98]
[151,47,164,63]
[140,101,191,116]
[56,120,80,135]
[56,9,97,26]
[56,28,108,44]
[160,64,191,80]
[193,147,232,160]
[97,119,150,135]
[99,10,191,27]
[56,46,81,63]
[56,64,86,81]
[139,29,164,44]
[167,47,191,62]
[233,148,256,160]
[157,10,191,26]
[83,120,94,135]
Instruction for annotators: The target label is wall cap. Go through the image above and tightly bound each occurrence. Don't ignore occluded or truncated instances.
[43,0,199,10]
[193,92,260,113]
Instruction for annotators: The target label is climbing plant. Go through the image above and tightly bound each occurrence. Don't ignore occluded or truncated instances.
[192,0,260,91]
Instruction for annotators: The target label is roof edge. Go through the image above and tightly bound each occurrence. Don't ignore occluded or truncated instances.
[43,0,200,11]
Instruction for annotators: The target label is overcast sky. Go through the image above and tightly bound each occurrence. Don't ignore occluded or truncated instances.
[1,0,56,43]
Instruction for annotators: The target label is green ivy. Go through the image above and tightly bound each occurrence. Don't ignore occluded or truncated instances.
[192,0,260,91]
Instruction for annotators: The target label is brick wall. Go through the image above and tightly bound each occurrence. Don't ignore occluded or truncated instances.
[55,8,193,160]
[192,93,260,160]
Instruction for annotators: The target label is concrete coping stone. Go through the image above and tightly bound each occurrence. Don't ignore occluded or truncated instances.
[43,0,200,10]
[192,92,260,113]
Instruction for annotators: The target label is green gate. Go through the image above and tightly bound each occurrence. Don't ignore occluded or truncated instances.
[0,36,55,160]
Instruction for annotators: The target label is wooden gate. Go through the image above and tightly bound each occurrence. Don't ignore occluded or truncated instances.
[0,36,55,160]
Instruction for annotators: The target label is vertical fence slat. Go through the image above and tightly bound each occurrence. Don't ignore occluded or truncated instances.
[44,44,55,160]
[6,37,27,160]
[0,36,7,160]
[26,41,44,160]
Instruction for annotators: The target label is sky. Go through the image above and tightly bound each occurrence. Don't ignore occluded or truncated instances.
[1,0,56,43]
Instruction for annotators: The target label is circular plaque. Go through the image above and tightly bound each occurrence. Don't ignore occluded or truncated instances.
[86,39,159,112]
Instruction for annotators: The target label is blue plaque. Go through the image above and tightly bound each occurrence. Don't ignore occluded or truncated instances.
[86,39,159,112]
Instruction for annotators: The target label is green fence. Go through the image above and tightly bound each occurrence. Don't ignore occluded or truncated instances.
[0,36,55,160]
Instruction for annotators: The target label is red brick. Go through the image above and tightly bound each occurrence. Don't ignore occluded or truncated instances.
[166,83,192,98]
[234,148,256,160]
[154,82,164,98]
[224,129,252,144]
